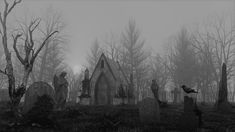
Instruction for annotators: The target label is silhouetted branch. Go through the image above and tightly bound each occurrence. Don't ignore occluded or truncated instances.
[12,33,24,64]
[0,69,7,75]
[7,0,22,15]
[28,19,41,48]
[0,29,2,36]
[0,13,3,26]
[30,31,58,64]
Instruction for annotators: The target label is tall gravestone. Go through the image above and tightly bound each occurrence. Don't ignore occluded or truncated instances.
[80,68,91,105]
[216,63,232,112]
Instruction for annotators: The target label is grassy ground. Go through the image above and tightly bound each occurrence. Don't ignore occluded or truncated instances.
[0,102,235,132]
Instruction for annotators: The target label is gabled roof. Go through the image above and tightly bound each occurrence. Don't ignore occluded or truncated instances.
[90,53,129,85]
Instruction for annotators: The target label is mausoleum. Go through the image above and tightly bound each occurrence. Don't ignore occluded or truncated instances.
[89,53,129,105]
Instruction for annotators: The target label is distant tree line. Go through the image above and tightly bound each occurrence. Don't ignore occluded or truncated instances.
[87,15,235,103]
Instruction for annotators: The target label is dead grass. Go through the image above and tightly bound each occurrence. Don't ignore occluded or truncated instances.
[0,102,235,132]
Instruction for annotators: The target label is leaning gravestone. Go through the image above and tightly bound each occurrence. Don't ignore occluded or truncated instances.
[23,81,55,114]
[138,97,160,125]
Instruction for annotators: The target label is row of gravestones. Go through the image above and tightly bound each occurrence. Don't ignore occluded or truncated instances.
[138,96,199,130]
[138,63,233,127]
[23,80,68,114]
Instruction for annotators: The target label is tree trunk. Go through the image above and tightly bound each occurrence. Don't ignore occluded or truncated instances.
[3,35,17,107]
[38,43,49,81]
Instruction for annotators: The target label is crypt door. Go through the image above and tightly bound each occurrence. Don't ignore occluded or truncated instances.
[95,74,110,105]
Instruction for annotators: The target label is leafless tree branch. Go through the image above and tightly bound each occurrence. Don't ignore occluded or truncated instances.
[7,0,22,15]
[12,33,24,64]
[0,69,7,75]
[0,13,3,26]
[28,18,41,47]
[30,30,58,64]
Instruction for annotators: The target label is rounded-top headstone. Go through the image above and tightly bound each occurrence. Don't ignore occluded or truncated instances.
[138,97,160,124]
[23,81,55,113]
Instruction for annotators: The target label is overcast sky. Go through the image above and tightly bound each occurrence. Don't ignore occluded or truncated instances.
[5,0,234,73]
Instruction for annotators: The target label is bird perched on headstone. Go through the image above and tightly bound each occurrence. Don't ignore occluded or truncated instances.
[181,85,198,94]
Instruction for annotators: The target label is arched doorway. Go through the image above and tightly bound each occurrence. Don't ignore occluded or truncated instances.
[94,73,110,105]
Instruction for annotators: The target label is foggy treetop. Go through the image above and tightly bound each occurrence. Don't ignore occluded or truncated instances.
[0,0,232,73]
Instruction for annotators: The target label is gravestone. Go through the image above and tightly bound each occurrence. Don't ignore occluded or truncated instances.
[23,81,55,113]
[216,63,232,112]
[178,96,199,130]
[138,97,160,124]
[184,96,195,112]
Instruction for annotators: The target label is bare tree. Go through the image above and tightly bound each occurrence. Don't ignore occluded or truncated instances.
[65,66,83,102]
[149,54,169,101]
[120,19,149,102]
[87,38,103,72]
[192,15,235,102]
[0,45,7,89]
[0,0,58,110]
[30,9,67,83]
[103,31,121,61]
[166,28,198,102]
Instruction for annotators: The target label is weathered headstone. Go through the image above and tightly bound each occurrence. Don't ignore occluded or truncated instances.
[53,71,68,109]
[138,97,160,124]
[23,81,55,113]
[216,63,232,112]
[178,96,199,130]
[184,96,195,113]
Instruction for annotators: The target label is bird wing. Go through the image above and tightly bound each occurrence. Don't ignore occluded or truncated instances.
[185,86,191,91]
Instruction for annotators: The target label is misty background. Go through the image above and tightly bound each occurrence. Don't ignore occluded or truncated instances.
[9,0,233,73]
[0,0,234,103]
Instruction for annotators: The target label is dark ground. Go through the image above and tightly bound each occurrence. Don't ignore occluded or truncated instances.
[0,102,235,132]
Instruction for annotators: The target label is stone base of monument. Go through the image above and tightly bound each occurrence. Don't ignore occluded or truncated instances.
[127,98,136,105]
[216,101,232,113]
[80,97,90,105]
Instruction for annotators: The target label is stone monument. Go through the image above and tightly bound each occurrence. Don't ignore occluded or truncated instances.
[216,63,232,112]
[79,68,91,105]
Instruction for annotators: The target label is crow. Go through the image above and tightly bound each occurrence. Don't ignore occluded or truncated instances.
[181,85,198,94]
